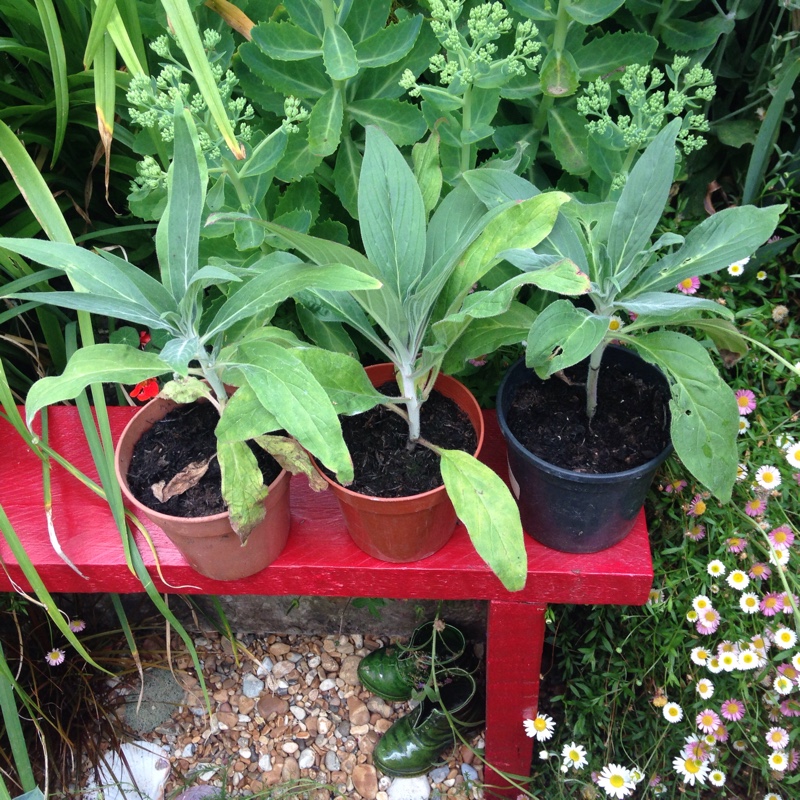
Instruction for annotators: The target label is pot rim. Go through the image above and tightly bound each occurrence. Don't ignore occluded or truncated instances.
[496,347,674,484]
[317,365,485,503]
[114,394,288,525]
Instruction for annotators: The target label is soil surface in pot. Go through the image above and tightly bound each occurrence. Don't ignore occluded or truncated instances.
[334,382,477,498]
[506,360,670,474]
[126,402,282,517]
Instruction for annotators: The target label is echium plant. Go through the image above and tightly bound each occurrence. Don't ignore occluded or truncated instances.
[471,118,781,502]
[240,125,591,590]
[576,55,716,192]
[0,105,382,540]
[400,0,542,178]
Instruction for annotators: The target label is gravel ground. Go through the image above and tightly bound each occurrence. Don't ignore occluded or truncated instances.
[116,629,485,799]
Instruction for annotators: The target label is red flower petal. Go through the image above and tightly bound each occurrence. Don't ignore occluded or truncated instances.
[130,378,159,400]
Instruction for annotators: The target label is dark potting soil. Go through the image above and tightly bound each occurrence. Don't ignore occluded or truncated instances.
[334,382,477,498]
[126,402,282,518]
[506,359,670,474]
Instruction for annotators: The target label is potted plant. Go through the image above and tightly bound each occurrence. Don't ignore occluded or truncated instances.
[0,104,383,580]
[244,125,592,591]
[485,118,782,552]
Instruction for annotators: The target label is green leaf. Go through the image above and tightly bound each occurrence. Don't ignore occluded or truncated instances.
[631,331,738,500]
[308,86,344,156]
[216,384,280,443]
[683,319,748,361]
[25,345,170,427]
[159,377,212,404]
[342,0,391,41]
[347,99,426,146]
[292,348,385,415]
[333,136,362,219]
[412,132,443,215]
[660,15,735,52]
[250,21,322,60]
[565,0,624,24]
[203,256,381,340]
[629,205,782,296]
[236,341,354,483]
[34,0,68,164]
[438,449,527,592]
[358,126,426,300]
[539,49,581,98]
[155,107,206,303]
[217,440,269,540]
[239,129,288,178]
[572,32,657,81]
[296,304,358,356]
[322,23,359,80]
[239,44,328,99]
[356,15,422,68]
[525,300,609,378]
[547,107,590,176]
[607,120,680,284]
[275,134,324,181]
[284,0,324,37]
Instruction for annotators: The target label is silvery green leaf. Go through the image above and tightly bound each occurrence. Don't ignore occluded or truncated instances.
[358,126,426,300]
[648,232,685,253]
[412,132,443,215]
[500,251,565,272]
[188,264,243,287]
[347,100,426,146]
[25,345,170,427]
[629,204,782,296]
[155,107,206,303]
[159,336,201,375]
[525,300,609,378]
[333,136,362,219]
[438,449,527,592]
[606,119,680,286]
[322,23,358,80]
[617,292,734,319]
[631,331,738,501]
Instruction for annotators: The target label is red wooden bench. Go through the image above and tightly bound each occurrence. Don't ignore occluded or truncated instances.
[0,407,653,796]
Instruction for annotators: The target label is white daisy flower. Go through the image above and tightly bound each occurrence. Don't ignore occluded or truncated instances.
[773,675,793,695]
[786,442,800,469]
[708,769,726,787]
[663,702,683,723]
[690,646,710,666]
[768,751,789,771]
[755,465,782,489]
[696,679,714,699]
[769,547,790,567]
[719,652,738,672]
[608,315,625,333]
[738,417,750,434]
[560,742,588,771]
[672,755,710,786]
[692,594,713,612]
[739,593,760,614]
[726,570,750,590]
[707,560,726,577]
[523,713,555,742]
[736,462,748,482]
[727,258,749,276]
[596,763,635,799]
[773,627,797,650]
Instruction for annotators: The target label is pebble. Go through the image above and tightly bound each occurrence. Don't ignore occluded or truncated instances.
[257,656,274,675]
[282,741,299,755]
[461,763,479,781]
[258,754,272,771]
[242,674,264,698]
[298,748,316,769]
[428,766,449,784]
[339,655,362,685]
[318,678,337,692]
[388,776,431,800]
[352,764,378,799]
[180,743,196,758]
[290,705,307,721]
[325,751,341,771]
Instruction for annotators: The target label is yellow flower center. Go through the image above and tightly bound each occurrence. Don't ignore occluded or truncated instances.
[685,759,701,774]
[694,500,707,515]
[534,718,546,731]
[762,471,774,482]
[737,395,750,407]
[569,750,580,761]
[610,775,625,788]
[680,278,694,289]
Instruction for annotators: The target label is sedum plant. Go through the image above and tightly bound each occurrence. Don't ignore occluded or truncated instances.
[242,124,592,591]
[0,105,384,540]
[469,118,782,502]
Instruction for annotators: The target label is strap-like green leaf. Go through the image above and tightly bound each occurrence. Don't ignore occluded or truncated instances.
[322,23,358,80]
[631,331,738,501]
[155,106,207,303]
[525,299,609,378]
[33,0,68,164]
[25,345,171,427]
[617,292,734,319]
[218,440,268,540]
[439,449,527,592]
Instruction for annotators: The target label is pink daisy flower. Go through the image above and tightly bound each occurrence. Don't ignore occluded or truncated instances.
[713,724,729,743]
[749,562,771,581]
[780,698,800,717]
[663,479,688,494]
[779,592,799,614]
[720,699,745,722]
[696,708,721,734]
[766,727,790,749]
[777,664,800,683]
[688,494,708,517]
[677,276,700,294]
[685,524,706,541]
[761,593,782,617]
[744,497,766,517]
[726,535,747,553]
[769,525,795,548]
[696,607,721,635]
[734,389,757,415]
[683,737,710,761]
[788,749,800,771]
[45,648,65,666]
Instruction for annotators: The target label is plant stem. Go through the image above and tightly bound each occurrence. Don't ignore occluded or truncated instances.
[460,84,473,175]
[397,363,422,444]
[586,341,608,420]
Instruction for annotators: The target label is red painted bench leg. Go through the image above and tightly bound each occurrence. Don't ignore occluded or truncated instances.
[482,599,546,798]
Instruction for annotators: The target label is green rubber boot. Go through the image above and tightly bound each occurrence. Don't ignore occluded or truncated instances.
[372,670,485,777]
[357,621,469,702]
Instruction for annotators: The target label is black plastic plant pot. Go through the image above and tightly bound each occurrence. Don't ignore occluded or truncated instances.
[495,346,674,554]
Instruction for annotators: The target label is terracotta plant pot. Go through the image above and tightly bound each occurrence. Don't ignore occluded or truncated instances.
[114,396,290,581]
[496,346,673,554]
[319,364,485,563]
